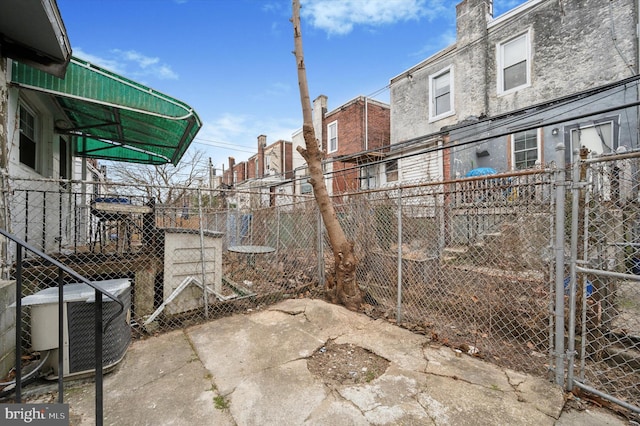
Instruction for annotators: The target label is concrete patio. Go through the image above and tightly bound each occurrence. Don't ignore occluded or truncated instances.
[62,298,629,425]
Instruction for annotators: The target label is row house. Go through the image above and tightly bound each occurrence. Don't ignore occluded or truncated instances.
[222,136,296,209]
[221,95,390,208]
[388,0,638,183]
[312,95,391,195]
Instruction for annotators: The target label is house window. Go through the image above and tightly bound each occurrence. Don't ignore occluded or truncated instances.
[300,176,312,194]
[327,121,338,153]
[19,104,37,170]
[59,137,69,186]
[385,160,398,182]
[512,129,540,170]
[360,165,377,190]
[429,67,454,120]
[498,31,530,94]
[569,122,614,157]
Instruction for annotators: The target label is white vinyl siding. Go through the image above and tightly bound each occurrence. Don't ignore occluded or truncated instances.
[400,152,442,183]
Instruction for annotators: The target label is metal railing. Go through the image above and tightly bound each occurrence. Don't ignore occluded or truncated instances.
[0,228,124,426]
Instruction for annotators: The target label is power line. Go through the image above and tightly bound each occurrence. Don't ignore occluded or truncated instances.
[192,138,256,154]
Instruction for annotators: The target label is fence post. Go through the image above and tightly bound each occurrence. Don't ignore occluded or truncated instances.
[396,188,403,323]
[197,187,208,319]
[553,143,567,386]
[566,147,589,390]
[317,208,324,288]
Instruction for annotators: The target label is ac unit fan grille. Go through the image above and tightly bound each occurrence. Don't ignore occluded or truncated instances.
[67,291,131,374]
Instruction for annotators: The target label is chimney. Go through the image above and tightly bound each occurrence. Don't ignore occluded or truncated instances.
[257,135,267,178]
[313,95,327,148]
[456,0,492,46]
[228,156,235,185]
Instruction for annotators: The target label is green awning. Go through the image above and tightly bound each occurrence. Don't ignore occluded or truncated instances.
[11,57,202,165]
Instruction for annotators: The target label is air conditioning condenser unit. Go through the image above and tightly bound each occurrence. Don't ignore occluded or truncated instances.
[20,278,131,379]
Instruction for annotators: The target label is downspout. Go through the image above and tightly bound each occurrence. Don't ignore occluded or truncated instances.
[364,97,369,189]
[364,96,369,151]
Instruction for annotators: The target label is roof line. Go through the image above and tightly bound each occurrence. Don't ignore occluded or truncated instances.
[11,82,196,122]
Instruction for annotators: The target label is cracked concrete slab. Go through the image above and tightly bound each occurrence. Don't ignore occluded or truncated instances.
[228,359,326,426]
[59,299,630,425]
[419,374,556,426]
[64,329,234,426]
[337,318,429,372]
[188,304,326,395]
[304,393,370,425]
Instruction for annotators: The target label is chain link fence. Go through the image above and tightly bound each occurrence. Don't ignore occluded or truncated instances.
[569,153,640,411]
[0,178,323,384]
[1,161,638,412]
[343,170,556,377]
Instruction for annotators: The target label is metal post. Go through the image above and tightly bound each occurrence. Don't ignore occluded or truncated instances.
[567,147,588,390]
[95,288,103,426]
[396,188,403,324]
[197,187,208,318]
[14,244,22,402]
[276,208,281,251]
[58,268,64,403]
[58,191,63,253]
[41,191,47,251]
[317,209,324,287]
[553,144,567,386]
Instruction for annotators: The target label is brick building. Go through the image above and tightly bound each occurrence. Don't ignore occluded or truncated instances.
[312,95,391,194]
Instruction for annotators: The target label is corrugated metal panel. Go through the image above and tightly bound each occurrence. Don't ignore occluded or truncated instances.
[11,57,202,165]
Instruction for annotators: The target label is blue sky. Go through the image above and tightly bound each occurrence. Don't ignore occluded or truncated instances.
[56,0,526,171]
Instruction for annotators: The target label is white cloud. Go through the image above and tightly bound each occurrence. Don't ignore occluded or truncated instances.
[112,49,179,80]
[72,47,178,81]
[116,50,160,68]
[300,0,448,36]
[72,48,126,74]
[195,113,300,167]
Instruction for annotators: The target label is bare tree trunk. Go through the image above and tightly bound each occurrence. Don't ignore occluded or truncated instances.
[291,0,363,311]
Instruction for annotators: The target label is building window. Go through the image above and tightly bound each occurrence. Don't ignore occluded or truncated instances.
[498,31,530,94]
[360,165,377,190]
[385,159,398,182]
[512,129,540,170]
[300,176,312,194]
[429,67,454,120]
[59,136,69,187]
[327,121,338,153]
[569,121,615,157]
[19,104,37,170]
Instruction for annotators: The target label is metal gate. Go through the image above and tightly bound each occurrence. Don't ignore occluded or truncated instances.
[565,148,640,414]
